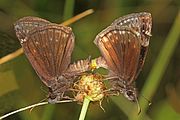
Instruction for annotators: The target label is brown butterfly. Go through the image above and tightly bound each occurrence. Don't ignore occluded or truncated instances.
[14,16,91,103]
[94,12,152,102]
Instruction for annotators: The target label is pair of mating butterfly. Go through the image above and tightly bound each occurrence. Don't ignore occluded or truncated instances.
[14,12,152,104]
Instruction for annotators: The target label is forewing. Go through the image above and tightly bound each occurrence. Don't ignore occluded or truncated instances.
[14,16,50,42]
[21,24,74,86]
[111,12,148,26]
[112,12,152,79]
[134,45,148,79]
[94,26,141,84]
[111,12,152,80]
[112,12,152,46]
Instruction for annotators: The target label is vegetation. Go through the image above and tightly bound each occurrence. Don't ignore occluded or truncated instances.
[0,0,179,120]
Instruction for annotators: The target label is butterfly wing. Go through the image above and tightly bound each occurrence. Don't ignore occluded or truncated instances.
[111,12,152,41]
[14,16,51,42]
[94,26,141,84]
[112,12,152,79]
[19,24,74,87]
[95,12,152,81]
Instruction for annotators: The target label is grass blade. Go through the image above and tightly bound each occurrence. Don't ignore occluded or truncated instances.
[79,97,90,120]
[63,0,75,21]
[130,11,180,120]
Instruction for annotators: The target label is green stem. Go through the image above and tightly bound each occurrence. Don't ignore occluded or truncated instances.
[79,97,90,120]
[63,0,75,21]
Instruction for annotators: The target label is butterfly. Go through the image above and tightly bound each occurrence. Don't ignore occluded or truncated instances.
[93,12,152,102]
[14,16,91,103]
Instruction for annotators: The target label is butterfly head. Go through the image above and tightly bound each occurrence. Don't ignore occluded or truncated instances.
[122,86,137,102]
[123,86,141,114]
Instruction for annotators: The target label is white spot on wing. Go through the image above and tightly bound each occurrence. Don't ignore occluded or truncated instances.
[14,25,21,30]
[127,19,130,22]
[102,37,109,42]
[35,41,39,44]
[108,32,112,37]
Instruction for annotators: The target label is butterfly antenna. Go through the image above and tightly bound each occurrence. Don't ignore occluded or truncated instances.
[135,98,141,115]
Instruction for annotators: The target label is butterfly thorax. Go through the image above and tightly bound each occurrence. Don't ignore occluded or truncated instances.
[109,77,137,102]
[121,84,137,102]
[48,75,73,103]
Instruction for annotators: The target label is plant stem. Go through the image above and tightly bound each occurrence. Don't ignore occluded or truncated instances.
[62,9,94,26]
[79,97,90,120]
[63,0,75,21]
[0,102,48,120]
[0,100,75,120]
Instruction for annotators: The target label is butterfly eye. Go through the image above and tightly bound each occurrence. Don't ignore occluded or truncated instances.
[124,90,136,102]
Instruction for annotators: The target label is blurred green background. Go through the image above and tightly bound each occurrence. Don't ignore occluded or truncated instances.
[0,0,179,120]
